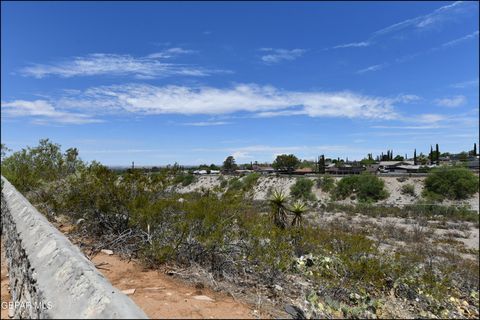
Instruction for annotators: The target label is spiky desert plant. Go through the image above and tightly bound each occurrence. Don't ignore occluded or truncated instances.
[290,200,307,228]
[269,189,288,229]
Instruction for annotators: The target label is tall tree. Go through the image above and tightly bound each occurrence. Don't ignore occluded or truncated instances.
[430,145,433,164]
[318,155,326,174]
[414,149,417,165]
[223,156,237,172]
[272,154,300,173]
[435,143,440,165]
[474,143,477,156]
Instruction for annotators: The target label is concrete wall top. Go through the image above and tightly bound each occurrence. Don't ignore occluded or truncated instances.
[1,177,148,319]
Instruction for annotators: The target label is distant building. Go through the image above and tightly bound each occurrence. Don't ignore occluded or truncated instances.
[378,161,414,173]
[293,167,315,175]
[467,156,479,171]
[326,164,365,175]
[252,165,275,174]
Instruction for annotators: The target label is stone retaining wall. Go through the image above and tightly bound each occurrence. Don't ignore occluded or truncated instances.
[0,177,148,319]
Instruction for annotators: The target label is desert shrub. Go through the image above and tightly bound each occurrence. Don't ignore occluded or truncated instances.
[1,139,84,192]
[227,177,244,192]
[173,173,196,186]
[219,179,228,189]
[333,173,388,202]
[290,178,316,201]
[224,173,261,195]
[316,175,335,192]
[356,174,389,202]
[332,175,358,200]
[423,166,479,200]
[242,172,261,191]
[181,173,195,186]
[400,184,416,197]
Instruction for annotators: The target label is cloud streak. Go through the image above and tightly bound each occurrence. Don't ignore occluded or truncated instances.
[330,1,470,49]
[2,83,412,124]
[450,79,479,88]
[441,30,479,47]
[357,30,479,74]
[182,121,231,127]
[1,100,102,124]
[62,83,402,120]
[20,51,229,79]
[434,95,467,107]
[356,64,387,74]
[260,48,306,64]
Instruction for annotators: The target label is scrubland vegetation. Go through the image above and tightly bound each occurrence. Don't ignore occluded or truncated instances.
[1,140,479,319]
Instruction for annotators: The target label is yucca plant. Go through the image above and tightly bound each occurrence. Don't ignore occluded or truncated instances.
[269,189,288,229]
[290,200,307,227]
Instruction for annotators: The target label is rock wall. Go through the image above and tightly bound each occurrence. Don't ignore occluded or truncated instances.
[0,177,148,319]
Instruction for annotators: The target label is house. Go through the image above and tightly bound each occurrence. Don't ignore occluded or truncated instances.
[326,164,365,175]
[293,167,315,175]
[467,156,479,171]
[365,164,380,174]
[253,166,275,174]
[235,169,254,175]
[378,161,414,173]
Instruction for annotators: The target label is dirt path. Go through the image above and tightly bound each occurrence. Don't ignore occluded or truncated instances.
[91,251,256,319]
[1,239,12,319]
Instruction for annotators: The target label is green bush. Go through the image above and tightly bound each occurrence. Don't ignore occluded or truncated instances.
[173,173,196,186]
[242,172,261,191]
[316,175,335,192]
[400,184,416,197]
[333,173,388,202]
[290,178,316,201]
[423,166,479,200]
[227,177,244,192]
[181,173,195,186]
[1,139,84,192]
[332,175,358,200]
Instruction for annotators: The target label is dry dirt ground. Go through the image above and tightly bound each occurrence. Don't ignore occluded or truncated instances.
[90,251,257,319]
[63,223,263,319]
[0,232,260,319]
[1,239,12,319]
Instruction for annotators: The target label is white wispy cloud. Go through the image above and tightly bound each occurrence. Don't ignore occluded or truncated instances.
[1,100,102,124]
[146,47,197,59]
[20,51,228,79]
[3,83,408,122]
[183,121,230,126]
[359,30,479,74]
[450,79,479,88]
[441,30,479,47]
[65,83,401,119]
[434,95,467,107]
[331,1,470,49]
[332,42,370,49]
[260,48,306,64]
[371,125,445,130]
[195,144,387,161]
[356,64,387,74]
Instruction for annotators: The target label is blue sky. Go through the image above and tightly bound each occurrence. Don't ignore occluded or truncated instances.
[1,1,479,166]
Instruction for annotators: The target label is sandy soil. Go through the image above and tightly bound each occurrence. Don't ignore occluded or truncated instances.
[91,252,256,319]
[1,239,12,320]
[1,226,258,319]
